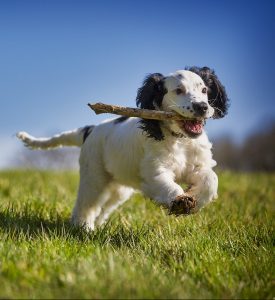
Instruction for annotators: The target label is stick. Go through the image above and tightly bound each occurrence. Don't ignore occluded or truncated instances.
[88,102,185,121]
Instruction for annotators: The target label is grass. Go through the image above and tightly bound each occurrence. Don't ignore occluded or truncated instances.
[0,170,274,299]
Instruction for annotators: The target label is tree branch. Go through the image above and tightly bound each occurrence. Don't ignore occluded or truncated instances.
[88,102,186,121]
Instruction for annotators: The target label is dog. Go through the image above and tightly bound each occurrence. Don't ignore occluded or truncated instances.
[17,66,229,230]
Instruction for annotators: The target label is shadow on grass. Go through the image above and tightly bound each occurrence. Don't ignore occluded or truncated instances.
[0,206,151,249]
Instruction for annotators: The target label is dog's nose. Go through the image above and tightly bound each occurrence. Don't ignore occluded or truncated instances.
[192,102,208,116]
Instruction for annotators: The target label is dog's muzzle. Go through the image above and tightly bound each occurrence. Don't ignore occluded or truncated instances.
[192,102,208,117]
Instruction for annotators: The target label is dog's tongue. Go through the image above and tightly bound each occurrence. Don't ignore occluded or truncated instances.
[183,120,203,134]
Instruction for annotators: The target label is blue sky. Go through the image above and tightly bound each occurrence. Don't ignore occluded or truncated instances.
[0,0,274,168]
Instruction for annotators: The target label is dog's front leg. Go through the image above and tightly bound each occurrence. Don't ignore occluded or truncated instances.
[140,168,196,215]
[185,168,218,211]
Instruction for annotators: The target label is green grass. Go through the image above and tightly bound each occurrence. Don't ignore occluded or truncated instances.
[0,170,274,299]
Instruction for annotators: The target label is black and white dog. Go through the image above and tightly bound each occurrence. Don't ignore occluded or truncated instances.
[17,66,229,230]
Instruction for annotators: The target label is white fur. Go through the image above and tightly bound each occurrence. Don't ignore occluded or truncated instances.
[17,70,219,230]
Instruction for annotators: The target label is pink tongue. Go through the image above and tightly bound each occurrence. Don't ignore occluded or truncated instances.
[186,121,202,133]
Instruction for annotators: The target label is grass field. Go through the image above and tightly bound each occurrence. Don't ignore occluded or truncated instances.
[0,170,274,299]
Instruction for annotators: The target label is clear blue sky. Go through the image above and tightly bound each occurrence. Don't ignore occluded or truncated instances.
[0,0,274,168]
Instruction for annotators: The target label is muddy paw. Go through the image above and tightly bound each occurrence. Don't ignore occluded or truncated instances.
[169,195,197,216]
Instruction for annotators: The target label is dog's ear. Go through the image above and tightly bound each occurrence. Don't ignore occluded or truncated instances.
[136,73,166,141]
[187,66,229,118]
[136,73,166,110]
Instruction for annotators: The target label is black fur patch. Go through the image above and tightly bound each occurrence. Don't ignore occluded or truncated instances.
[187,66,229,119]
[139,120,164,141]
[136,73,167,141]
[82,125,94,143]
[114,116,129,124]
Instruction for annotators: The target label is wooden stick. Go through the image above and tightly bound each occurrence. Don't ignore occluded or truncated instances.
[88,102,186,121]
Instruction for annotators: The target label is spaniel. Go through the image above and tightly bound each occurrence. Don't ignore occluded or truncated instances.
[17,66,229,230]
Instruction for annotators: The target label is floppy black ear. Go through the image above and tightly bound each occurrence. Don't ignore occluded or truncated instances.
[136,73,166,109]
[136,73,167,141]
[187,66,229,118]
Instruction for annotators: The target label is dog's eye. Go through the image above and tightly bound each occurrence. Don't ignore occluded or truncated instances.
[175,88,185,95]
[202,87,207,94]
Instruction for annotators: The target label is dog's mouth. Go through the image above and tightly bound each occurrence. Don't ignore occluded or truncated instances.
[177,119,204,137]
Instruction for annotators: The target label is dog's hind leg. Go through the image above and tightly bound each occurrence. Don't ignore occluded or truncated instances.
[71,178,111,231]
[94,184,134,228]
[71,152,112,231]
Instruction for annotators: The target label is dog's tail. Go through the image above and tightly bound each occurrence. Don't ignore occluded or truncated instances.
[16,125,94,150]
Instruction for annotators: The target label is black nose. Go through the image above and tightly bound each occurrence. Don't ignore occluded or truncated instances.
[192,102,208,116]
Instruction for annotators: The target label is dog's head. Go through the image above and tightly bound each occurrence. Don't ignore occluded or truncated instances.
[136,67,229,140]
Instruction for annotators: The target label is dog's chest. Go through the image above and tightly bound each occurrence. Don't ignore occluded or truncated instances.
[171,139,207,181]
[169,142,187,179]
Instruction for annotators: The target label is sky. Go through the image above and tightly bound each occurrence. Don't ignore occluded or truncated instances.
[0,0,274,168]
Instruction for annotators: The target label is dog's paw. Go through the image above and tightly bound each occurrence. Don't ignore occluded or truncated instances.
[169,195,197,216]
